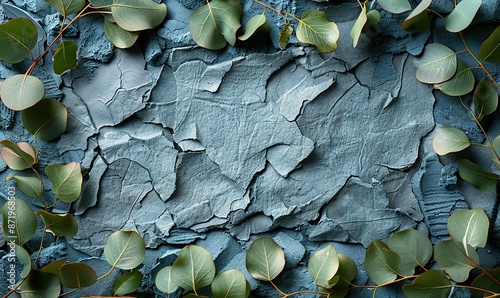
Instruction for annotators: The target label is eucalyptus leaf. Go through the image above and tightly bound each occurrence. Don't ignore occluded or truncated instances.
[104,230,146,270]
[414,43,457,84]
[155,266,180,294]
[114,269,143,296]
[377,0,411,13]
[401,0,431,33]
[246,236,285,281]
[434,240,479,282]
[1,198,37,245]
[45,162,83,203]
[474,78,498,120]
[0,18,38,63]
[446,0,482,33]
[364,239,400,285]
[278,22,293,50]
[238,13,269,41]
[22,99,68,141]
[15,244,31,278]
[189,0,242,50]
[470,268,500,298]
[402,270,452,298]
[0,74,45,111]
[36,210,78,238]
[296,9,340,53]
[308,244,339,288]
[350,2,368,48]
[365,10,381,29]
[58,262,97,288]
[211,269,251,298]
[386,229,432,276]
[432,126,470,155]
[0,140,36,170]
[52,41,78,74]
[492,136,500,169]
[104,18,139,49]
[434,60,474,96]
[329,254,357,298]
[478,25,500,62]
[41,260,65,276]
[45,0,85,16]
[6,174,42,198]
[171,245,216,291]
[18,269,60,298]
[111,0,167,31]
[447,208,489,253]
[458,159,499,191]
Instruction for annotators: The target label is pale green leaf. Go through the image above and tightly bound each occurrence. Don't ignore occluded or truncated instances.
[18,269,60,298]
[15,244,31,278]
[239,13,269,41]
[0,18,37,63]
[189,0,242,50]
[155,266,180,294]
[386,229,432,276]
[351,2,368,48]
[0,140,36,170]
[377,0,411,14]
[45,162,83,203]
[36,210,78,238]
[365,10,381,28]
[211,269,251,298]
[114,269,143,296]
[401,0,431,33]
[1,198,37,245]
[44,0,85,15]
[492,136,500,169]
[448,208,490,253]
[58,262,97,288]
[6,174,42,198]
[434,240,479,282]
[414,43,457,84]
[328,254,357,298]
[104,230,146,270]
[432,126,470,155]
[171,245,216,291]
[364,239,400,285]
[474,78,498,120]
[41,260,65,276]
[278,22,293,50]
[402,270,452,298]
[246,236,285,281]
[434,60,474,96]
[22,99,68,141]
[308,244,339,288]
[446,0,482,33]
[52,41,78,75]
[0,74,45,111]
[458,159,499,191]
[104,18,139,49]
[111,0,167,31]
[296,9,340,53]
[470,268,500,298]
[478,25,500,62]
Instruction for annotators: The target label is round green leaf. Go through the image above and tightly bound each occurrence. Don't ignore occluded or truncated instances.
[155,266,179,294]
[402,270,452,298]
[36,210,78,238]
[41,260,65,276]
[211,269,251,298]
[104,230,145,270]
[104,18,140,49]
[447,208,489,252]
[328,254,357,297]
[432,126,470,155]
[111,0,167,31]
[470,268,500,298]
[45,162,83,203]
[350,2,368,48]
[6,174,42,198]
[246,236,285,281]
[414,43,457,84]
[278,22,293,50]
[238,13,269,41]
[377,0,411,14]
[492,136,500,169]
[474,78,498,120]
[296,9,340,53]
[365,10,381,28]
[58,262,97,288]
[22,99,68,141]
[15,244,32,278]
[52,41,78,75]
[478,25,500,62]
[189,0,242,50]
[458,159,499,191]
[114,269,143,296]
[1,198,37,245]
[434,240,479,282]
[0,18,38,63]
[45,0,85,16]
[308,244,339,288]
[364,239,400,285]
[401,0,431,33]
[0,74,45,111]
[0,140,36,170]
[18,269,60,298]
[386,229,432,277]
[171,245,215,291]
[445,0,482,33]
[434,60,474,96]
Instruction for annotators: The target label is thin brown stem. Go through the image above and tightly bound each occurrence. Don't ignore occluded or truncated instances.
[269,279,287,296]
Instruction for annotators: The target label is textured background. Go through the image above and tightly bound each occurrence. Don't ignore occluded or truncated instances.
[0,0,499,296]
